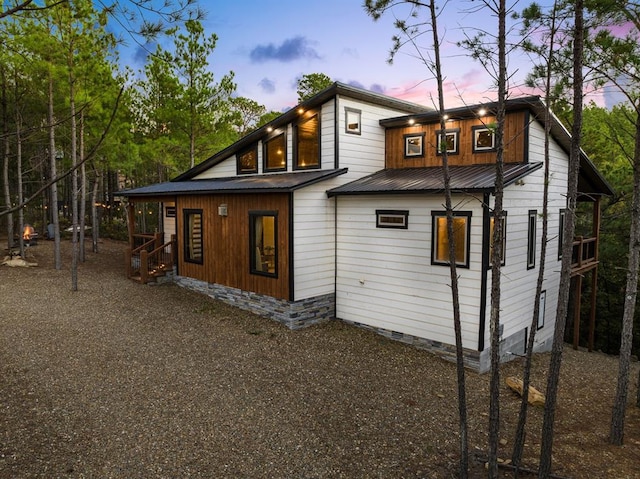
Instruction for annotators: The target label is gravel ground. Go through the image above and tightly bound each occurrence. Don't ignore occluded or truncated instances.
[1,239,639,478]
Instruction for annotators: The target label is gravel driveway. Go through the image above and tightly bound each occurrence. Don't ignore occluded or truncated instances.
[1,239,639,478]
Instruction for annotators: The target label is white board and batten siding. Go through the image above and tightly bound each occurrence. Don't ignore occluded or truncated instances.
[335,194,485,350]
[292,96,427,301]
[162,201,176,245]
[481,119,570,354]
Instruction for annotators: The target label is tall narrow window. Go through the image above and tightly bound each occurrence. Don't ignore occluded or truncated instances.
[558,208,566,260]
[250,211,277,276]
[264,133,286,172]
[527,210,537,269]
[295,113,319,169]
[489,213,507,266]
[431,211,472,268]
[237,145,258,174]
[184,209,203,264]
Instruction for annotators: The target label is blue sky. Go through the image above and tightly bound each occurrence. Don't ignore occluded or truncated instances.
[126,0,610,112]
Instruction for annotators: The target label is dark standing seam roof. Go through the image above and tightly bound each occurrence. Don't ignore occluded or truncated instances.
[326,163,543,197]
[118,169,348,198]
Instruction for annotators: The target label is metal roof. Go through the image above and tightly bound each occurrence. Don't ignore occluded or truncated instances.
[326,163,543,197]
[118,168,348,198]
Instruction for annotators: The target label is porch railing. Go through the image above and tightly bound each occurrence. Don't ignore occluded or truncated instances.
[125,233,176,284]
[571,236,598,274]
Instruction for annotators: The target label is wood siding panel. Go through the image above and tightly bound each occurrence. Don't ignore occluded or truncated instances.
[176,194,290,300]
[385,111,528,168]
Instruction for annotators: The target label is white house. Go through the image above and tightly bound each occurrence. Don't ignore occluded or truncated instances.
[120,83,612,372]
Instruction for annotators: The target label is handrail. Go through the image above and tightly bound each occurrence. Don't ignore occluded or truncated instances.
[126,235,176,284]
[571,236,597,273]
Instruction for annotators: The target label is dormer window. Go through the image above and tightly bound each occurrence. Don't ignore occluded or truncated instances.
[472,126,496,152]
[294,112,320,169]
[264,132,287,172]
[237,145,258,174]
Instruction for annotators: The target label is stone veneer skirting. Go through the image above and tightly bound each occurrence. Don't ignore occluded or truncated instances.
[175,276,335,330]
[172,275,536,373]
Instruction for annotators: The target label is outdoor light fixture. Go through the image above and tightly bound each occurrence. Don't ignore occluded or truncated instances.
[478,108,487,117]
[218,204,228,216]
[408,118,415,125]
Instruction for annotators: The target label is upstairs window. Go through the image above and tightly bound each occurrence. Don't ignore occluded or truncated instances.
[431,211,472,268]
[472,126,496,152]
[345,107,361,135]
[264,133,286,172]
[436,128,460,155]
[184,209,203,264]
[295,113,320,169]
[558,208,566,260]
[237,145,258,174]
[250,211,277,276]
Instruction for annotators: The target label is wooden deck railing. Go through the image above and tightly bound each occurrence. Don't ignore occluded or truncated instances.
[571,236,598,275]
[125,233,176,284]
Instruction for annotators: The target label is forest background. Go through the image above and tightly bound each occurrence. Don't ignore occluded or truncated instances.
[0,0,637,359]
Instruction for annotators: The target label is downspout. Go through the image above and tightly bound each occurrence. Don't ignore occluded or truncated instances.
[478,192,491,351]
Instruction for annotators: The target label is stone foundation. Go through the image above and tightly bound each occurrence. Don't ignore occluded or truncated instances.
[175,276,335,330]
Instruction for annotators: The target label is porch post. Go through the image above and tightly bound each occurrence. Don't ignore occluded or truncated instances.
[127,201,135,249]
[573,274,583,350]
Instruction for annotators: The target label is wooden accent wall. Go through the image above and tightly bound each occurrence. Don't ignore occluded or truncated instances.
[385,111,527,168]
[176,193,290,301]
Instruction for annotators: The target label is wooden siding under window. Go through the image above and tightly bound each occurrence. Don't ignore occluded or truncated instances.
[176,193,290,300]
[385,111,527,168]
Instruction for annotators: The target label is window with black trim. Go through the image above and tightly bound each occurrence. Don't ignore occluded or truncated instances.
[472,125,496,152]
[184,209,203,264]
[527,210,537,269]
[558,208,566,260]
[250,211,277,276]
[294,113,319,169]
[431,211,472,268]
[404,133,425,158]
[345,107,361,135]
[237,145,258,174]
[489,213,507,266]
[376,210,409,229]
[264,133,286,172]
[165,206,176,218]
[436,128,460,155]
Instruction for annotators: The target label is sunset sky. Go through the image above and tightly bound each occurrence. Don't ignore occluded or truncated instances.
[128,0,614,112]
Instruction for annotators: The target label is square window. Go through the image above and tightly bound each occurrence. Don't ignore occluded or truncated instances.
[404,133,425,158]
[237,146,258,174]
[295,113,319,169]
[376,210,409,229]
[345,107,361,135]
[527,210,537,269]
[431,211,472,268]
[184,209,203,264]
[436,128,460,155]
[165,206,176,218]
[250,211,277,276]
[472,126,496,152]
[264,133,286,172]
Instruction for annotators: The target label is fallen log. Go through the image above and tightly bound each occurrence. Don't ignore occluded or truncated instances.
[506,376,546,407]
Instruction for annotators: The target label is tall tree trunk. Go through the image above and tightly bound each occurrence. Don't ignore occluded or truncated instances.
[428,1,469,476]
[488,0,507,476]
[91,171,99,253]
[1,64,14,250]
[609,108,640,445]
[539,1,584,477]
[49,72,61,270]
[512,1,558,469]
[79,110,86,263]
[16,106,24,259]
[70,70,79,291]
